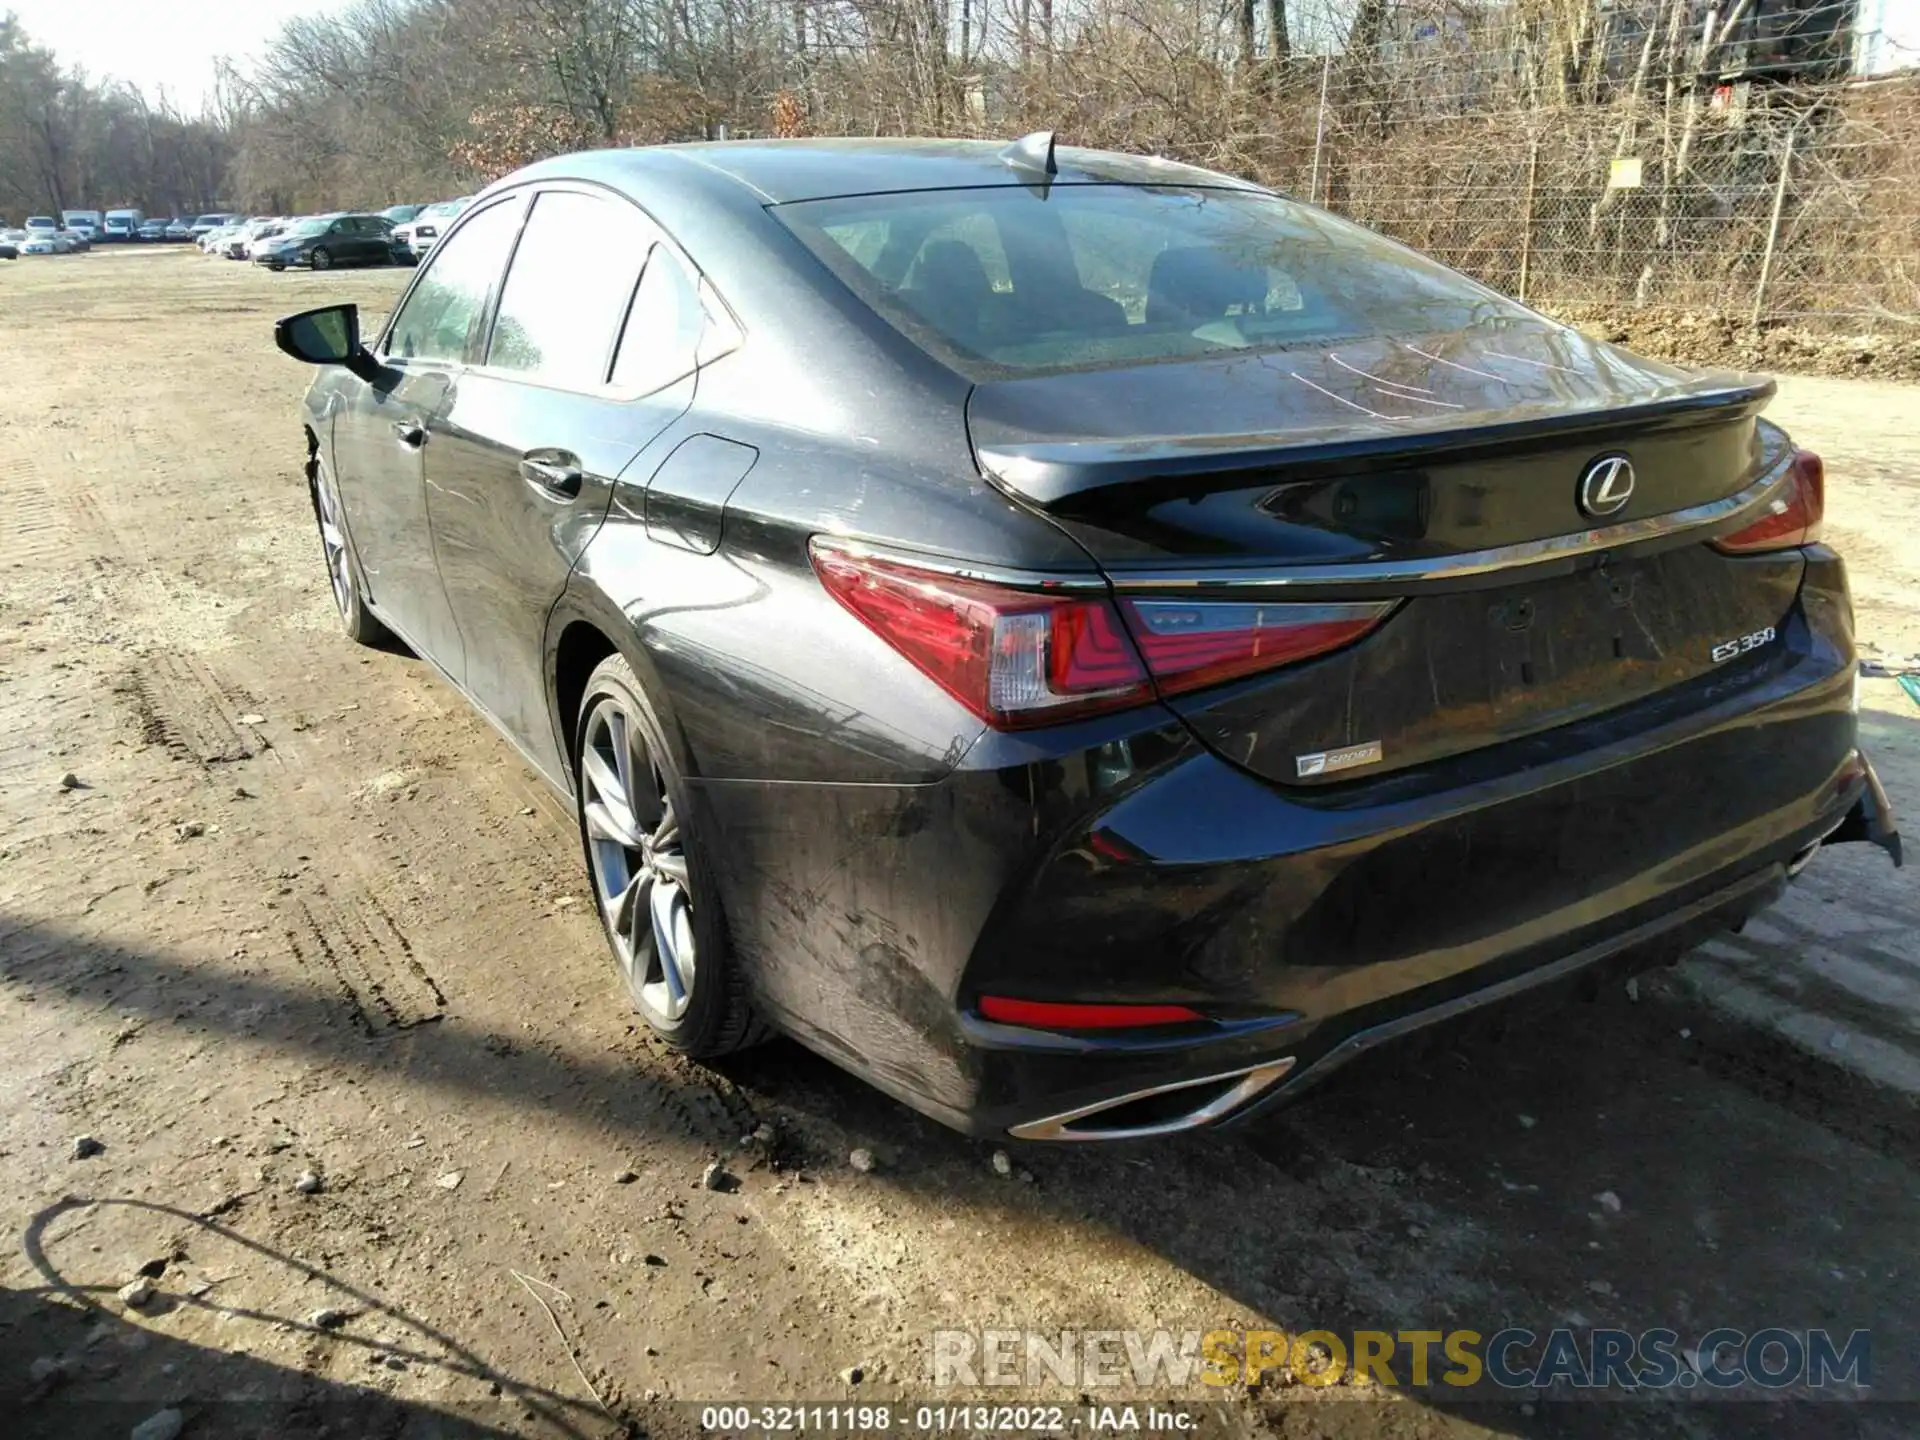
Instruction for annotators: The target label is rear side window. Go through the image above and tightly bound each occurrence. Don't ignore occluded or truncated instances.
[385,199,523,364]
[610,245,704,395]
[776,185,1523,380]
[487,191,650,390]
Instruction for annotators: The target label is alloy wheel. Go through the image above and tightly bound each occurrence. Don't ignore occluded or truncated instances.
[580,697,696,1022]
[311,248,331,271]
[314,468,353,617]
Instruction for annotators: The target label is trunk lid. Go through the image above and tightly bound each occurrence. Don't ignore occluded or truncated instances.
[967,319,1802,787]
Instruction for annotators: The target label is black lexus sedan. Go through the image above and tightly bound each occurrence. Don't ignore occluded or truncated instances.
[256,213,395,271]
[273,135,1901,1141]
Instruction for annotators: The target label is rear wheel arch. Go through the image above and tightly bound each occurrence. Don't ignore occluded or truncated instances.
[552,620,619,790]
[546,602,697,795]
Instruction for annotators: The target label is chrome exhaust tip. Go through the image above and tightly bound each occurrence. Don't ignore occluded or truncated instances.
[1006,1059,1295,1142]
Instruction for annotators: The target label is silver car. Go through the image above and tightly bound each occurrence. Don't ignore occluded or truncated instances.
[404,197,473,260]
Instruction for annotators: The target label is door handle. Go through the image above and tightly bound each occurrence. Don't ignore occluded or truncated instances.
[392,420,427,448]
[520,453,584,500]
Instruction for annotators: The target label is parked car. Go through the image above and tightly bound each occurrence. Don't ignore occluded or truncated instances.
[198,223,239,253]
[0,230,20,261]
[254,213,394,271]
[270,136,1902,1143]
[228,219,289,258]
[59,226,90,252]
[137,218,170,242]
[382,203,426,225]
[245,219,300,258]
[103,208,144,241]
[221,217,286,259]
[165,218,193,242]
[402,197,471,260]
[22,217,76,254]
[191,213,238,239]
[62,208,103,236]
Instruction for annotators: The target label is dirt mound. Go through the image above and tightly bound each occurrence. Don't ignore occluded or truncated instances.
[1545,303,1920,384]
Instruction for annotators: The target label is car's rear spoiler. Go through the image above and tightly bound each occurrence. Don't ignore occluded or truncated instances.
[973,380,1776,511]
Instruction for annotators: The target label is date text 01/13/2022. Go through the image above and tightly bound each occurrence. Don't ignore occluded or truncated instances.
[698,1404,1199,1432]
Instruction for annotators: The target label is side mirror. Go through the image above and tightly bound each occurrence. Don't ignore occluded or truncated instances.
[274,304,381,380]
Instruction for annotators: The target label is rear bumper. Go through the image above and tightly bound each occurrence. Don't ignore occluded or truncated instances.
[703,550,1894,1138]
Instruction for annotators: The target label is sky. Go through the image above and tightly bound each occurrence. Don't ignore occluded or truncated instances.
[8,0,354,113]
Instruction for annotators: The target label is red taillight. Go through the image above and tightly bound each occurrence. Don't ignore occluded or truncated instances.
[809,541,1154,729]
[1714,449,1825,554]
[1116,599,1392,697]
[978,996,1205,1030]
[810,541,1394,728]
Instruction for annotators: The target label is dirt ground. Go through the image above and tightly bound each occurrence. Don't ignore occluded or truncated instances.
[2,247,1917,1440]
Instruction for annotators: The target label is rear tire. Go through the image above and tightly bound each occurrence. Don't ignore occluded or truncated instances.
[310,247,332,271]
[575,654,766,1057]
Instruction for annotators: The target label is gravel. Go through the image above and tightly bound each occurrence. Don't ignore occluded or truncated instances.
[117,1277,156,1310]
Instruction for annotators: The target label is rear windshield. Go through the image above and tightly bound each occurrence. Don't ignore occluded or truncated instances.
[774,184,1523,380]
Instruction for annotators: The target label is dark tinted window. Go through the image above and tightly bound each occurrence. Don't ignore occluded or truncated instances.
[775,185,1522,379]
[486,191,649,389]
[610,245,703,394]
[385,199,522,364]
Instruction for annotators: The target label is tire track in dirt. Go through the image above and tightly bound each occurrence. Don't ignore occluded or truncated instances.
[0,453,80,575]
[282,886,447,1035]
[0,426,458,1052]
[111,653,260,766]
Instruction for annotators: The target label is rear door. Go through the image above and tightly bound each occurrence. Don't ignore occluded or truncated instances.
[329,194,526,678]
[422,185,699,781]
[354,216,393,264]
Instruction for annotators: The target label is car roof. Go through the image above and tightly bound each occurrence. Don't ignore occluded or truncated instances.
[507,137,1265,206]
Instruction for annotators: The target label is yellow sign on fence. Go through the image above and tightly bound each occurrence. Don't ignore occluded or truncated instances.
[1608,156,1645,189]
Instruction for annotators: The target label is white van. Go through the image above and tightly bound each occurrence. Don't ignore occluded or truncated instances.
[103,209,144,241]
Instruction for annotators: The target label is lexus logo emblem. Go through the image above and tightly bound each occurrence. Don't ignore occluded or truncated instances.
[1579,454,1636,518]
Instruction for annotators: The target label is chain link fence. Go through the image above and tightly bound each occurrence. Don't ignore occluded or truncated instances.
[1290,73,1920,332]
[799,0,1920,360]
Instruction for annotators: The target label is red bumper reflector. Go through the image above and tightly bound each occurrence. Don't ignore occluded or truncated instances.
[978,996,1205,1029]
